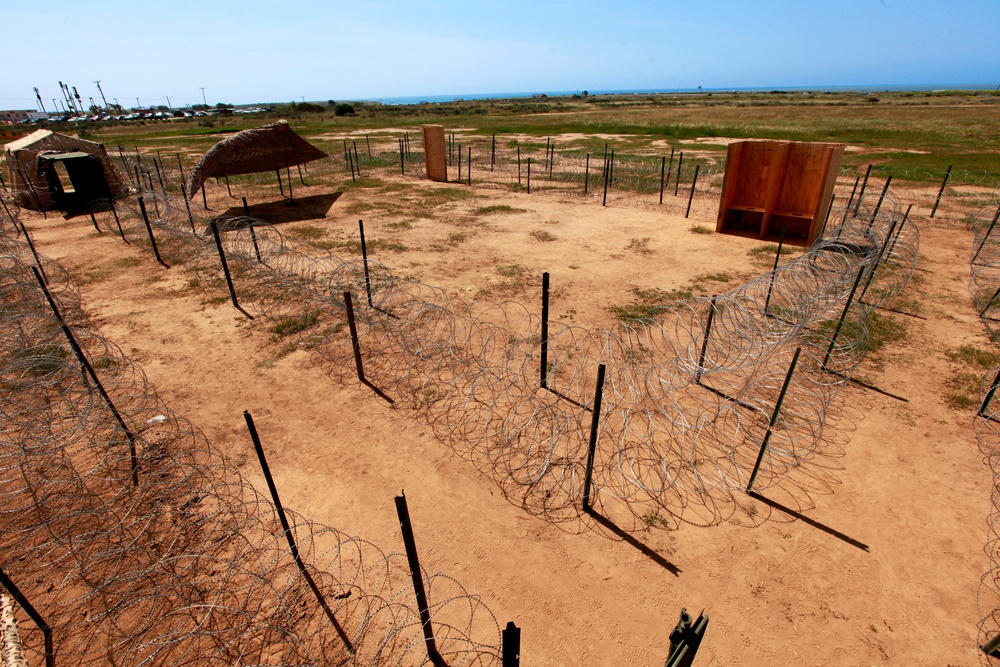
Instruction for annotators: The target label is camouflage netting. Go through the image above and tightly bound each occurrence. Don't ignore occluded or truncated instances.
[185,120,328,198]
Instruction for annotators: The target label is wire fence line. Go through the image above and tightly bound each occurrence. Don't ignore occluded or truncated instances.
[0,140,927,663]
[0,198,502,665]
[100,132,995,234]
[63,175,919,531]
[966,201,1000,664]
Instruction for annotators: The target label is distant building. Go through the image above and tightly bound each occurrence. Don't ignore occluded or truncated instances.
[0,110,50,124]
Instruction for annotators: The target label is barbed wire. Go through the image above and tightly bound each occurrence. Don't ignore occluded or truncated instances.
[0,217,502,666]
[73,178,918,533]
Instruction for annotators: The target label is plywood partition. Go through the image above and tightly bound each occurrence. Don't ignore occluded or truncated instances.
[422,125,448,182]
[717,140,844,246]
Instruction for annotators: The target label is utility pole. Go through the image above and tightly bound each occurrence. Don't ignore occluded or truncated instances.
[58,81,72,111]
[72,86,83,111]
[136,97,141,109]
[200,87,207,107]
[33,87,46,113]
[89,97,96,112]
[165,96,171,109]
[94,80,108,108]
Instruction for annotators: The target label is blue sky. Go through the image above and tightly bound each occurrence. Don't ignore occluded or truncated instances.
[2,0,998,109]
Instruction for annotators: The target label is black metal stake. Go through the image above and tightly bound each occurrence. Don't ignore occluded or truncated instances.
[674,152,684,197]
[853,164,872,217]
[685,164,700,218]
[502,621,521,667]
[695,296,717,383]
[243,198,262,262]
[17,166,46,217]
[178,178,195,233]
[394,492,447,667]
[821,267,866,370]
[979,367,1000,418]
[841,176,860,227]
[931,165,952,218]
[659,156,666,204]
[491,133,496,171]
[517,145,521,185]
[666,147,675,190]
[343,291,365,382]
[400,138,406,174]
[581,363,608,511]
[602,151,609,207]
[982,284,1000,319]
[0,196,15,229]
[468,146,472,186]
[359,220,373,308]
[884,204,912,259]
[972,206,1000,265]
[0,566,54,667]
[763,224,787,315]
[353,142,361,177]
[746,347,802,492]
[118,146,130,183]
[540,272,549,388]
[865,176,892,233]
[33,266,138,486]
[243,411,355,654]
[584,153,590,194]
[109,200,128,243]
[284,139,294,204]
[820,193,836,237]
[153,157,166,193]
[609,150,615,186]
[137,197,167,268]
[18,219,47,281]
[210,221,243,313]
[527,157,531,194]
[858,216,901,303]
[458,143,462,181]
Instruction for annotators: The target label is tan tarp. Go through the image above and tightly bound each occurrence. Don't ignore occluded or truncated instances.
[3,129,125,210]
[185,120,328,199]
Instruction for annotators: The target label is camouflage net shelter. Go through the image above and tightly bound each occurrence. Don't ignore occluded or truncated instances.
[185,120,328,199]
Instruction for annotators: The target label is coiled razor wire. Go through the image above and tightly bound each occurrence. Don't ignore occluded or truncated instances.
[76,185,918,527]
[965,193,1000,664]
[1,160,923,661]
[0,221,501,665]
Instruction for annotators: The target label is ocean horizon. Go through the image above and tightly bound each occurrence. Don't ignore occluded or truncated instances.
[365,83,997,106]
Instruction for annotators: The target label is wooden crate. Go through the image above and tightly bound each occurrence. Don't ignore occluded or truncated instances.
[422,124,448,182]
[716,140,844,246]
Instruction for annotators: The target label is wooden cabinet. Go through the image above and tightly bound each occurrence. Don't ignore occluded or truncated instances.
[716,140,844,246]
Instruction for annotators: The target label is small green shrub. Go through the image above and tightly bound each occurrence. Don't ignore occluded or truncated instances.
[270,310,320,339]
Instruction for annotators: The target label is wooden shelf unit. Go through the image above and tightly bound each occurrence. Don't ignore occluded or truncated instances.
[716,140,844,245]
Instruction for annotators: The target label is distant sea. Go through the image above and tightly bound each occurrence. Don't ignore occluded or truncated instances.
[371,84,996,105]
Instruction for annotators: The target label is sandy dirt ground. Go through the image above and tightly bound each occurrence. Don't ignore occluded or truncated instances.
[17,172,992,666]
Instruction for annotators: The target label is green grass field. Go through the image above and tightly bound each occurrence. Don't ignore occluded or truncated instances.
[35,89,1000,186]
